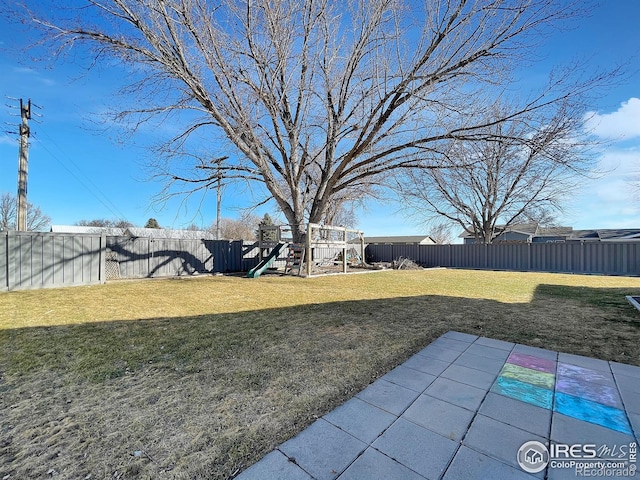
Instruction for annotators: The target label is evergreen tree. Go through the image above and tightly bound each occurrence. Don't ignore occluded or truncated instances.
[145,218,161,229]
[261,213,275,226]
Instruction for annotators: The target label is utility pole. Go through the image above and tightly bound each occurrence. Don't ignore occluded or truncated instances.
[213,156,228,240]
[196,155,228,239]
[216,167,222,240]
[16,98,31,231]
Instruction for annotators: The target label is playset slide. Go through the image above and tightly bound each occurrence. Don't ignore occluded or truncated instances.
[246,242,287,278]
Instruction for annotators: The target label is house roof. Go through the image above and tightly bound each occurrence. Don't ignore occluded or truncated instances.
[356,235,436,245]
[458,226,640,242]
[51,225,218,239]
[536,226,574,237]
[568,230,600,241]
[499,223,540,236]
[568,229,640,242]
[51,225,127,236]
[459,223,573,239]
[597,229,640,241]
[125,227,216,240]
[458,223,535,238]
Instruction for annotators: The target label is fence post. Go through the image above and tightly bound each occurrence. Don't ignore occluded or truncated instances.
[484,243,488,269]
[7,230,15,291]
[2,231,8,291]
[99,233,106,284]
[147,238,152,278]
[306,223,313,277]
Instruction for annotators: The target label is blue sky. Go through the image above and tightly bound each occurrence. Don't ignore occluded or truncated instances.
[1,1,639,237]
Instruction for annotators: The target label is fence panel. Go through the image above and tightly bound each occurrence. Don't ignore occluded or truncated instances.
[580,243,597,274]
[149,238,197,277]
[426,245,451,268]
[203,240,237,273]
[365,242,640,276]
[7,233,637,291]
[108,237,146,278]
[2,232,104,290]
[486,244,528,271]
[107,237,220,277]
[215,240,233,273]
[241,241,260,272]
[448,244,485,269]
[2,233,260,291]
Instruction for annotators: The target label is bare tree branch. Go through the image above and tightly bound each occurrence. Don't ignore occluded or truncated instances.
[395,99,596,243]
[20,0,609,241]
[1,192,52,231]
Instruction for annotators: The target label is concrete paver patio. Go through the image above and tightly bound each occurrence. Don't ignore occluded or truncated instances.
[236,332,640,480]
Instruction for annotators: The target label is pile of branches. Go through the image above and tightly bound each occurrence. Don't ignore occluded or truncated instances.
[392,257,422,270]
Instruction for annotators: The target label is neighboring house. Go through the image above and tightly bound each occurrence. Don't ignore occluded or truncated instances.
[567,229,640,243]
[460,224,640,244]
[354,235,437,245]
[50,225,127,236]
[51,225,216,240]
[530,226,575,243]
[124,227,216,240]
[459,223,574,244]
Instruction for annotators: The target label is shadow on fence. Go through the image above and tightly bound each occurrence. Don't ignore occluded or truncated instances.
[5,232,639,291]
[1,232,261,291]
[105,238,258,279]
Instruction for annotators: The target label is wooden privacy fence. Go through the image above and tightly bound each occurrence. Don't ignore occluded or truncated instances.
[365,242,640,276]
[105,237,250,279]
[1,231,261,291]
[1,231,106,291]
[5,232,638,290]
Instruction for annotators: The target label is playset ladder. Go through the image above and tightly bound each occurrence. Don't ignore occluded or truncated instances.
[285,244,305,275]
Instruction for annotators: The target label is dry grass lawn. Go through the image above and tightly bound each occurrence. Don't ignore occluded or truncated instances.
[1,269,640,479]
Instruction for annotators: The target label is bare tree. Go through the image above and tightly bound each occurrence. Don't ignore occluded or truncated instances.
[429,222,454,244]
[212,211,260,240]
[1,192,51,231]
[25,0,600,241]
[76,218,134,228]
[0,194,14,231]
[396,101,594,243]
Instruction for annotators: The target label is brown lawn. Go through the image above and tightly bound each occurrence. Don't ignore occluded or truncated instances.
[1,269,639,479]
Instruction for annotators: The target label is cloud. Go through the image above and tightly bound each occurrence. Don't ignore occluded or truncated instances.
[563,146,640,228]
[13,67,36,74]
[8,66,56,87]
[585,98,640,140]
[596,146,640,178]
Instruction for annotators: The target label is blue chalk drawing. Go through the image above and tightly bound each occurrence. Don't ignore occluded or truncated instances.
[492,376,553,409]
[554,391,633,435]
[492,355,635,435]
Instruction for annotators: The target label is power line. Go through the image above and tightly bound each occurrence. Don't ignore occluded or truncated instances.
[5,96,131,222]
[31,130,131,222]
